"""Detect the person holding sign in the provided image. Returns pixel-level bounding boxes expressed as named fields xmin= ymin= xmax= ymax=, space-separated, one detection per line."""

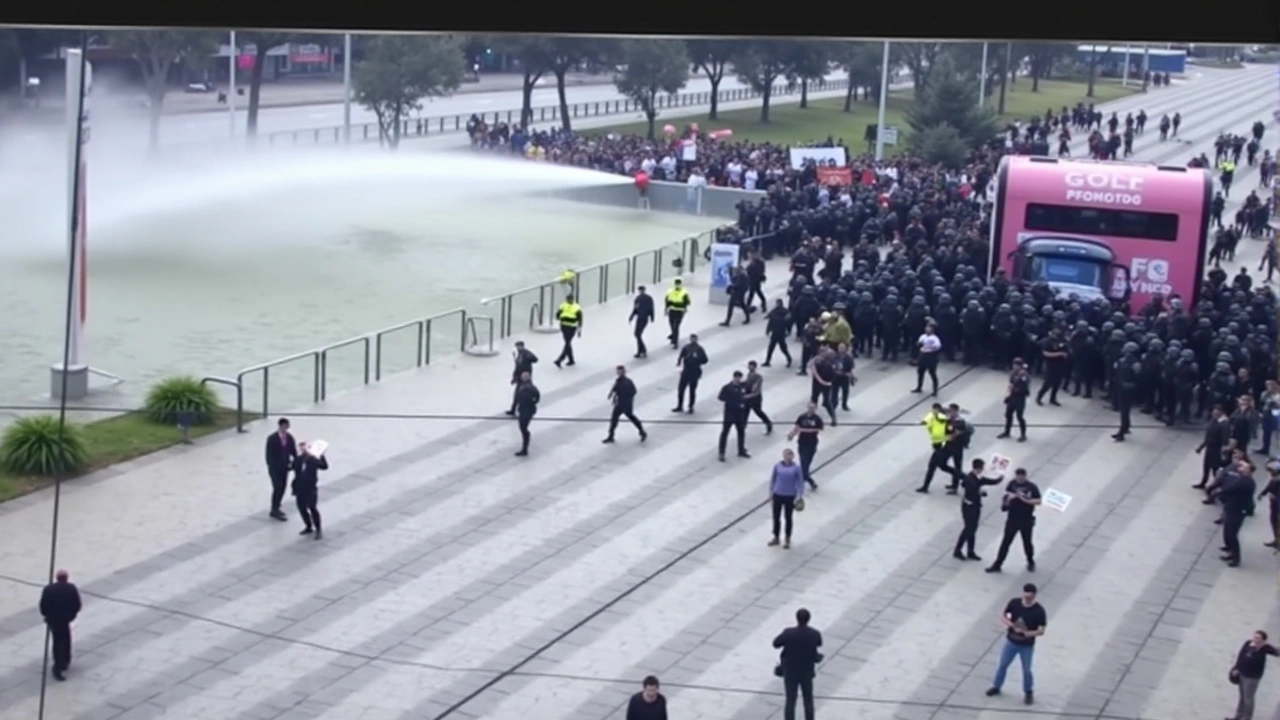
xmin=292 ymin=441 xmax=329 ymax=540
xmin=985 ymin=583 xmax=1047 ymax=706
xmin=986 ymin=468 xmax=1042 ymax=573
xmin=954 ymin=458 xmax=1004 ymax=561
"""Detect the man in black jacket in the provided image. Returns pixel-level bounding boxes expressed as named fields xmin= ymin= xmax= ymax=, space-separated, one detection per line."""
xmin=717 ymin=371 xmax=750 ymax=461
xmin=721 ymin=267 xmax=752 ymax=326
xmin=773 ymin=607 xmax=823 ymax=720
xmin=513 ymin=371 xmax=541 ymax=457
xmin=763 ymin=299 xmax=793 ymax=368
xmin=1195 ymin=405 xmax=1230 ymax=490
xmin=1219 ymin=459 xmax=1257 ymax=567
xmin=505 ymin=341 xmax=538 ymax=415
xmin=629 ymin=286 xmax=656 ymax=358
xmin=604 ymin=365 xmax=647 ymax=443
xmin=292 ymin=443 xmax=329 ymax=540
xmin=264 ymin=418 xmax=297 ymax=521
xmin=40 ymin=569 xmax=82 ymax=681
xmin=745 ymin=250 xmax=767 ymax=310
xmin=674 ymin=335 xmax=708 ymax=413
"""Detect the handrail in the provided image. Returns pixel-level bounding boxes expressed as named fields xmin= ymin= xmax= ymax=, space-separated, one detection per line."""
xmin=200 ymin=376 xmax=246 ymax=433
xmin=318 ymin=335 xmax=371 ymax=401
xmin=464 ymin=315 xmax=499 ymax=356
xmin=173 ymin=79 xmax=851 ymax=153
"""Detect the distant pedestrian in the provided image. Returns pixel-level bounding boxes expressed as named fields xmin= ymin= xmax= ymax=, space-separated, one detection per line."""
xmin=788 ymin=403 xmax=824 ymax=491
xmin=264 ymin=418 xmax=298 ymax=522
xmin=604 ymin=365 xmax=647 ymax=443
xmin=743 ymin=360 xmax=773 ymax=434
xmin=664 ymin=279 xmax=691 ymax=348
xmin=674 ymin=334 xmax=708 ymax=413
xmin=1228 ymin=630 xmax=1278 ymax=720
xmin=985 ymin=468 xmax=1041 ymax=573
xmin=292 ymin=442 xmax=329 ymax=540
xmin=505 ymin=341 xmax=538 ymax=415
xmin=553 ymin=294 xmax=583 ymax=368
xmin=985 ymin=583 xmax=1047 ymax=706
xmin=717 ymin=371 xmax=750 ymax=461
xmin=630 ymin=286 xmax=656 ymax=358
xmin=512 ymin=370 xmax=541 ymax=456
xmin=768 ymin=448 xmax=806 ymax=548
xmin=773 ymin=607 xmax=823 ymax=720
xmin=39 ymin=570 xmax=82 ymax=681
xmin=913 ymin=322 xmax=942 ymax=395
xmin=625 ymin=675 xmax=668 ymax=720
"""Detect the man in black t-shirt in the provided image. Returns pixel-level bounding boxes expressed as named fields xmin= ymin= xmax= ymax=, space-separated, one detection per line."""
xmin=788 ymin=403 xmax=824 ymax=491
xmin=986 ymin=468 xmax=1041 ymax=573
xmin=986 ymin=583 xmax=1047 ymax=705
xmin=809 ymin=347 xmax=838 ymax=425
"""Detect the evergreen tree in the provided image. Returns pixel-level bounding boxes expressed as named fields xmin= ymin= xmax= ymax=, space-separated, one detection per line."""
xmin=905 ymin=55 xmax=999 ymax=150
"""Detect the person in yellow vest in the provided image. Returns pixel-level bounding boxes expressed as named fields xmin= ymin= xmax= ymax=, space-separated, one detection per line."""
xmin=1220 ymin=158 xmax=1236 ymax=197
xmin=918 ymin=402 xmax=959 ymax=493
xmin=558 ymin=269 xmax=576 ymax=298
xmin=664 ymin=278 xmax=692 ymax=349
xmin=819 ymin=309 xmax=852 ymax=350
xmin=554 ymin=294 xmax=583 ymax=368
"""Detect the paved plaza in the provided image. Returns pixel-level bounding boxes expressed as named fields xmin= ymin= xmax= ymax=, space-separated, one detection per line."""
xmin=0 ymin=66 xmax=1278 ymax=720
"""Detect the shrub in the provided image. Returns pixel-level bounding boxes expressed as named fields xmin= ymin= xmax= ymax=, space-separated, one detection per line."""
xmin=0 ymin=416 xmax=88 ymax=476
xmin=144 ymin=376 xmax=219 ymax=426
xmin=912 ymin=123 xmax=970 ymax=169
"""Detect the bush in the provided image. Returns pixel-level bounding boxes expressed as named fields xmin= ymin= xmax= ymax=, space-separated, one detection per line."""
xmin=912 ymin=123 xmax=970 ymax=169
xmin=906 ymin=55 xmax=999 ymax=149
xmin=0 ymin=416 xmax=88 ymax=476
xmin=144 ymin=376 xmax=219 ymax=426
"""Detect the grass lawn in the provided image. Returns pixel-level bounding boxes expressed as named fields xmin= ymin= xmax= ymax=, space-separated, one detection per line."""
xmin=0 ymin=409 xmax=253 ymax=503
xmin=587 ymin=78 xmax=1141 ymax=153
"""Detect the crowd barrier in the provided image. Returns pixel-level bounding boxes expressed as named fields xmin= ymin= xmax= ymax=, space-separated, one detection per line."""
xmin=187 ymin=79 xmax=850 ymax=151
xmin=204 ymin=228 xmax=717 ymax=430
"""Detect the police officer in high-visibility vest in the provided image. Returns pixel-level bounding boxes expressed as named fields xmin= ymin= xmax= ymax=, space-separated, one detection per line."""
xmin=665 ymin=279 xmax=692 ymax=349
xmin=554 ymin=295 xmax=584 ymax=368
xmin=1220 ymin=158 xmax=1237 ymax=197
xmin=918 ymin=403 xmax=959 ymax=493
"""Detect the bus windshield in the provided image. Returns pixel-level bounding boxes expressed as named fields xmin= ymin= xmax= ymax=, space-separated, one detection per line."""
xmin=1030 ymin=255 xmax=1103 ymax=289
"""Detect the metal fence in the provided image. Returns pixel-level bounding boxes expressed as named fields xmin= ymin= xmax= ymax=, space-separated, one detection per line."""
xmin=203 ymin=229 xmax=715 ymax=431
xmin=196 ymin=79 xmax=850 ymax=151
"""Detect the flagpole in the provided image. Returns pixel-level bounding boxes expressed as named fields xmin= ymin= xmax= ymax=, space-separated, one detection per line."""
xmin=51 ymin=46 xmax=90 ymax=400
xmin=228 ymin=31 xmax=237 ymax=139
xmin=875 ymin=40 xmax=890 ymax=161
xmin=343 ymin=33 xmax=352 ymax=143
xmin=978 ymin=42 xmax=989 ymax=108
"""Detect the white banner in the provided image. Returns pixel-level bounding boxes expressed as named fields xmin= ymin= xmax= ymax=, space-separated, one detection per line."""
xmin=789 ymin=147 xmax=847 ymax=170
xmin=707 ymin=242 xmax=740 ymax=306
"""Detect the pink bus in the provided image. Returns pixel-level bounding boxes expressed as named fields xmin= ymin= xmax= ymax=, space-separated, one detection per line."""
xmin=989 ymin=156 xmax=1213 ymax=311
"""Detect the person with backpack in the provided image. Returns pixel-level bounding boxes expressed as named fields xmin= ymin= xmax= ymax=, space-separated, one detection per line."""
xmin=945 ymin=403 xmax=975 ymax=494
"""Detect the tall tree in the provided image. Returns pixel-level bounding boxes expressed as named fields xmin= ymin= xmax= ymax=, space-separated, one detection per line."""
xmin=1084 ymin=44 xmax=1107 ymax=98
xmin=894 ymin=41 xmax=945 ymax=95
xmin=735 ymin=40 xmax=792 ymax=123
xmin=612 ymin=40 xmax=688 ymax=139
xmin=542 ymin=36 xmax=611 ymax=131
xmin=685 ymin=39 xmax=738 ymax=120
xmin=353 ymin=34 xmax=465 ymax=150
xmin=489 ymin=35 xmax=552 ymax=127
xmin=906 ymin=54 xmax=999 ymax=149
xmin=109 ymin=30 xmax=218 ymax=150
xmin=784 ymin=41 xmax=831 ymax=109
xmin=840 ymin=42 xmax=884 ymax=111
xmin=1025 ymin=42 xmax=1067 ymax=91
xmin=234 ymin=31 xmax=314 ymax=139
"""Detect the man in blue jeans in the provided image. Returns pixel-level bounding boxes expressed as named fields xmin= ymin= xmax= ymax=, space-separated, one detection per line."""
xmin=986 ymin=583 xmax=1047 ymax=705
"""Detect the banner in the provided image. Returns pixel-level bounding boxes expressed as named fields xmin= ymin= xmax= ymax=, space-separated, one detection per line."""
xmin=817 ymin=167 xmax=853 ymax=186
xmin=789 ymin=147 xmax=847 ymax=170
xmin=707 ymin=242 xmax=740 ymax=306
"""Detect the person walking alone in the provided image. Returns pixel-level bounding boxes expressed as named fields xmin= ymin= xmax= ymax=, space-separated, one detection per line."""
xmin=997 ymin=358 xmax=1031 ymax=442
xmin=674 ymin=334 xmax=708 ymax=413
xmin=788 ymin=403 xmax=824 ymax=491
xmin=913 ymin=321 xmax=942 ymax=396
xmin=717 ymin=370 xmax=750 ymax=461
xmin=773 ymin=608 xmax=823 ymax=720
xmin=743 ymin=360 xmax=773 ymax=434
xmin=553 ymin=294 xmax=583 ymax=368
xmin=985 ymin=583 xmax=1047 ymax=706
xmin=604 ymin=365 xmax=647 ymax=443
xmin=264 ymin=418 xmax=298 ymax=522
xmin=292 ymin=441 xmax=329 ymax=540
xmin=664 ymin=278 xmax=691 ymax=348
xmin=762 ymin=299 xmax=793 ymax=368
xmin=512 ymin=370 xmax=541 ymax=456
xmin=629 ymin=286 xmax=656 ymax=359
xmin=768 ymin=448 xmax=806 ymax=548
xmin=39 ymin=569 xmax=82 ymax=681
xmin=505 ymin=341 xmax=538 ymax=415
xmin=986 ymin=468 xmax=1042 ymax=573
xmin=1228 ymin=630 xmax=1278 ymax=720
xmin=954 ymin=458 xmax=1003 ymax=561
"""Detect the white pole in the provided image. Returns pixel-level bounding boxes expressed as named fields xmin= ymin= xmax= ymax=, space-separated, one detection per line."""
xmin=875 ymin=40 xmax=890 ymax=161
xmin=228 ymin=30 xmax=237 ymax=139
xmin=1122 ymin=45 xmax=1131 ymax=86
xmin=63 ymin=49 xmax=87 ymax=372
xmin=1142 ymin=44 xmax=1150 ymax=93
xmin=343 ymin=33 xmax=352 ymax=143
xmin=978 ymin=42 xmax=989 ymax=108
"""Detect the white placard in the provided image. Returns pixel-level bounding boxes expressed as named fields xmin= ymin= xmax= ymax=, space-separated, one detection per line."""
xmin=987 ymin=453 xmax=1012 ymax=476
xmin=789 ymin=147 xmax=848 ymax=170
xmin=1043 ymin=488 xmax=1072 ymax=512
xmin=680 ymin=138 xmax=697 ymax=162
xmin=306 ymin=439 xmax=329 ymax=457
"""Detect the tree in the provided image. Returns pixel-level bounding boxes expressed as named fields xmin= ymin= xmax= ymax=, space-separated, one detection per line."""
xmin=488 ymin=35 xmax=552 ymax=127
xmin=1025 ymin=42 xmax=1068 ymax=91
xmin=894 ymin=41 xmax=944 ymax=95
xmin=906 ymin=55 xmax=999 ymax=149
xmin=353 ymin=35 xmax=465 ymax=150
xmin=840 ymin=42 xmax=884 ymax=111
xmin=109 ymin=30 xmax=218 ymax=150
xmin=4 ymin=28 xmax=73 ymax=90
xmin=685 ymin=39 xmax=739 ymax=120
xmin=542 ymin=37 xmax=612 ymax=131
xmin=735 ymin=41 xmax=792 ymax=123
xmin=612 ymin=40 xmax=688 ymax=139
xmin=912 ymin=123 xmax=969 ymax=168
xmin=784 ymin=42 xmax=830 ymax=109
xmin=1084 ymin=44 xmax=1108 ymax=98
xmin=234 ymin=31 xmax=329 ymax=140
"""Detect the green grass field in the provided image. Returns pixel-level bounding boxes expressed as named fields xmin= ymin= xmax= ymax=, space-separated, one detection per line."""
xmin=0 ymin=409 xmax=252 ymax=503
xmin=588 ymin=78 xmax=1141 ymax=152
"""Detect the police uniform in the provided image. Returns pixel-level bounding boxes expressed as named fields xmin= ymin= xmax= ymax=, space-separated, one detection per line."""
xmin=954 ymin=470 xmax=1003 ymax=560
xmin=919 ymin=410 xmax=959 ymax=493
xmin=665 ymin=282 xmax=691 ymax=347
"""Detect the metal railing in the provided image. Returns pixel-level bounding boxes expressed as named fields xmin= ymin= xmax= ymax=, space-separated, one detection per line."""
xmin=187 ymin=79 xmax=850 ymax=152
xmin=215 ymin=228 xmax=716 ymax=428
